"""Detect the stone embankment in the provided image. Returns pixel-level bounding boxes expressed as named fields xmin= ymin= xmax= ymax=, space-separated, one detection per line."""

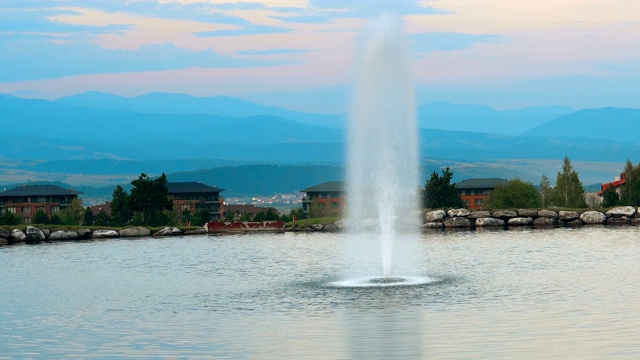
xmin=284 ymin=206 xmax=640 ymax=232
xmin=0 ymin=226 xmax=207 ymax=245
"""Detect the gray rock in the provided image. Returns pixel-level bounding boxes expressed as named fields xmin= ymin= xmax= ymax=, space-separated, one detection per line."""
xmin=443 ymin=217 xmax=473 ymax=228
xmin=324 ymin=224 xmax=338 ymax=232
xmin=77 ymin=229 xmax=92 ymax=239
xmin=92 ymin=229 xmax=120 ymax=238
xmin=423 ymin=222 xmax=444 ymax=229
xmin=0 ymin=238 xmax=8 ymax=246
xmin=334 ymin=219 xmax=347 ymax=229
xmin=403 ymin=211 xmax=425 ymax=226
xmin=579 ymin=211 xmax=606 ymax=224
xmin=492 ymin=210 xmax=517 ymax=219
xmin=41 ymin=228 xmax=50 ymax=237
xmin=631 ymin=218 xmax=640 ymax=226
xmin=48 ymin=230 xmax=78 ymax=241
xmin=518 ymin=209 xmax=538 ymax=217
xmin=475 ymin=217 xmax=505 ymax=227
xmin=565 ymin=219 xmax=583 ymax=227
xmin=558 ymin=211 xmax=579 ymax=221
xmin=11 ymin=229 xmax=26 ymax=243
xmin=0 ymin=228 xmax=11 ymax=239
xmin=606 ymin=217 xmax=629 ymax=225
xmin=184 ymin=228 xmax=207 ymax=235
xmin=26 ymin=226 xmax=46 ymax=242
xmin=153 ymin=227 xmax=182 ymax=236
xmin=311 ymin=224 xmax=324 ymax=231
xmin=538 ymin=210 xmax=558 ymax=219
xmin=606 ymin=206 xmax=636 ymax=218
xmin=533 ymin=217 xmax=556 ymax=226
xmin=447 ymin=208 xmax=471 ymax=218
xmin=425 ymin=210 xmax=446 ymax=222
xmin=508 ymin=217 xmax=533 ymax=226
xmin=467 ymin=211 xmax=491 ymax=219
xmin=119 ymin=227 xmax=151 ymax=237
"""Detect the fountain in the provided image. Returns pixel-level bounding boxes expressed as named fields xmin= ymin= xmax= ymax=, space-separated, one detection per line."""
xmin=344 ymin=14 xmax=423 ymax=285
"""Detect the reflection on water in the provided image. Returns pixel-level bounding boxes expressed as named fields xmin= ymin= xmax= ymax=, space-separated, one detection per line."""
xmin=0 ymin=227 xmax=639 ymax=358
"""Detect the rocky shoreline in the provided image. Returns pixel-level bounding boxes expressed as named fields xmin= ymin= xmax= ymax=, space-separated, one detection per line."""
xmin=2 ymin=206 xmax=639 ymax=245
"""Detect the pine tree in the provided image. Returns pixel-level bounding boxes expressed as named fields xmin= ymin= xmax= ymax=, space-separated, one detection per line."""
xmin=540 ymin=174 xmax=552 ymax=208
xmin=423 ymin=167 xmax=464 ymax=209
xmin=551 ymin=156 xmax=587 ymax=208
xmin=619 ymin=160 xmax=640 ymax=205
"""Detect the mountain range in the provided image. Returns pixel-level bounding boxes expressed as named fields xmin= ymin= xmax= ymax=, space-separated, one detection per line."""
xmin=2 ymin=91 xmax=640 ymax=198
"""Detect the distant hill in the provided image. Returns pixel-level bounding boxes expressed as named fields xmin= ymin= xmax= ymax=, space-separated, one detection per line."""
xmin=418 ymin=102 xmax=573 ymax=136
xmin=521 ymin=107 xmax=640 ymax=141
xmin=56 ymin=91 xmax=345 ymax=128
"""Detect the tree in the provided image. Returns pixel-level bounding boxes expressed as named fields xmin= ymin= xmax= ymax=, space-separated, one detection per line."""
xmin=182 ymin=209 xmax=194 ymax=225
xmin=423 ymin=167 xmax=464 ymax=209
xmin=94 ymin=209 xmax=110 ymax=226
xmin=129 ymin=173 xmax=173 ymax=226
xmin=224 ymin=211 xmax=235 ymax=221
xmin=486 ymin=178 xmax=542 ymax=209
xmin=110 ymin=185 xmax=131 ymax=226
xmin=193 ymin=209 xmax=211 ymax=226
xmin=83 ymin=207 xmax=95 ymax=226
xmin=240 ymin=212 xmax=251 ymax=221
xmin=551 ymin=156 xmax=587 ymax=208
xmin=61 ymin=198 xmax=84 ymax=225
xmin=309 ymin=198 xmax=332 ymax=218
xmin=1 ymin=210 xmax=22 ymax=225
xmin=601 ymin=185 xmax=620 ymax=208
xmin=50 ymin=213 xmax=62 ymax=225
xmin=619 ymin=160 xmax=640 ymax=205
xmin=265 ymin=208 xmax=279 ymax=221
xmin=32 ymin=210 xmax=50 ymax=225
xmin=540 ymin=174 xmax=552 ymax=208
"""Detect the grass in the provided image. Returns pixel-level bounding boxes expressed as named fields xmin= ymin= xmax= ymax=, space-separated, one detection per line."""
xmin=286 ymin=217 xmax=340 ymax=228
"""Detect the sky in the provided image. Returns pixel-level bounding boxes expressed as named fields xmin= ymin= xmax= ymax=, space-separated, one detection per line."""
xmin=1 ymin=0 xmax=639 ymax=113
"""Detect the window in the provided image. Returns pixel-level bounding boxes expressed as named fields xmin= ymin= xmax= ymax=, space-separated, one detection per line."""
xmin=332 ymin=202 xmax=340 ymax=209
xmin=7 ymin=207 xmax=17 ymax=214
xmin=181 ymin=204 xmax=190 ymax=211
xmin=474 ymin=199 xmax=484 ymax=206
xmin=51 ymin=206 xmax=60 ymax=214
xmin=22 ymin=207 xmax=30 ymax=214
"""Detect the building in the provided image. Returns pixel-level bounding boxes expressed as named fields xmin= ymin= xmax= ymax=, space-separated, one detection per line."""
xmin=167 ymin=182 xmax=224 ymax=220
xmin=223 ymin=204 xmax=278 ymax=220
xmin=598 ymin=173 xmax=626 ymax=196
xmin=0 ymin=184 xmax=82 ymax=224
xmin=456 ymin=178 xmax=508 ymax=209
xmin=301 ymin=181 xmax=345 ymax=216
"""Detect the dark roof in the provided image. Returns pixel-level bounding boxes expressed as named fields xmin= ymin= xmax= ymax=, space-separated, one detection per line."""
xmin=456 ymin=178 xmax=509 ymax=190
xmin=167 ymin=182 xmax=224 ymax=194
xmin=301 ymin=181 xmax=345 ymax=193
xmin=0 ymin=185 xmax=82 ymax=197
xmin=89 ymin=201 xmax=111 ymax=216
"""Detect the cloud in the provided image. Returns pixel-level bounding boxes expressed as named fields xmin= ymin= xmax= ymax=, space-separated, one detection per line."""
xmin=0 ymin=37 xmax=293 ymax=82
xmin=0 ymin=8 xmax=132 ymax=35
xmin=237 ymin=48 xmax=309 ymax=55
xmin=410 ymin=32 xmax=504 ymax=53
xmin=195 ymin=24 xmax=292 ymax=37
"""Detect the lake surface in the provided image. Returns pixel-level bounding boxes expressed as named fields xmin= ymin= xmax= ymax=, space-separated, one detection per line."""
xmin=1 ymin=227 xmax=639 ymax=359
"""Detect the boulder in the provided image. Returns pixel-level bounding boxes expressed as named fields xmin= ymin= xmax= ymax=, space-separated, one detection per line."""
xmin=579 ymin=211 xmax=606 ymax=225
xmin=423 ymin=222 xmax=444 ymax=229
xmin=606 ymin=217 xmax=629 ymax=225
xmin=518 ymin=209 xmax=538 ymax=217
xmin=508 ymin=217 xmax=533 ymax=226
xmin=606 ymin=206 xmax=636 ymax=218
xmin=403 ymin=211 xmax=425 ymax=226
xmin=0 ymin=238 xmax=8 ymax=246
xmin=0 ymin=228 xmax=11 ymax=239
xmin=311 ymin=224 xmax=324 ymax=231
xmin=558 ymin=211 xmax=579 ymax=222
xmin=467 ymin=211 xmax=491 ymax=219
xmin=77 ymin=229 xmax=92 ymax=239
xmin=631 ymin=218 xmax=640 ymax=226
xmin=425 ymin=210 xmax=446 ymax=222
xmin=184 ymin=228 xmax=207 ymax=235
xmin=334 ymin=219 xmax=347 ymax=230
xmin=565 ymin=219 xmax=583 ymax=227
xmin=26 ymin=226 xmax=46 ymax=242
xmin=475 ymin=217 xmax=505 ymax=227
xmin=11 ymin=229 xmax=26 ymax=243
xmin=538 ymin=210 xmax=558 ymax=219
xmin=153 ymin=227 xmax=182 ymax=236
xmin=447 ymin=208 xmax=471 ymax=218
xmin=41 ymin=228 xmax=50 ymax=237
xmin=491 ymin=210 xmax=517 ymax=219
xmin=48 ymin=230 xmax=78 ymax=241
xmin=92 ymin=229 xmax=120 ymax=238
xmin=324 ymin=224 xmax=338 ymax=232
xmin=443 ymin=217 xmax=473 ymax=228
xmin=119 ymin=227 xmax=151 ymax=237
xmin=533 ymin=217 xmax=556 ymax=226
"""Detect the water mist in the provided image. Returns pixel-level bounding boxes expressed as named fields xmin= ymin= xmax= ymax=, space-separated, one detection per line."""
xmin=344 ymin=14 xmax=422 ymax=283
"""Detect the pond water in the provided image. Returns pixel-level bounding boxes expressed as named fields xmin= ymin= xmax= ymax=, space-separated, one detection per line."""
xmin=1 ymin=227 xmax=639 ymax=359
